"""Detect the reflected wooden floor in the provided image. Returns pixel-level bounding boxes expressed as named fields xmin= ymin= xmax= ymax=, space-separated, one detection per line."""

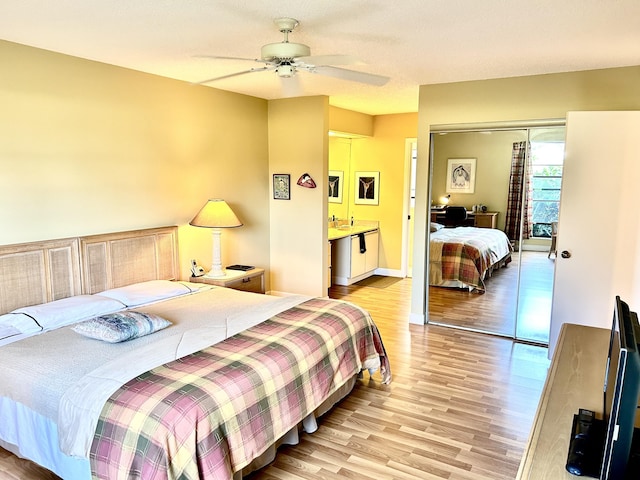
xmin=428 ymin=251 xmax=554 ymax=343
xmin=1 ymin=278 xmax=550 ymax=480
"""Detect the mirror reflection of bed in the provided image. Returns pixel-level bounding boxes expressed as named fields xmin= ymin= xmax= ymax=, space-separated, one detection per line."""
xmin=428 ymin=126 xmax=565 ymax=344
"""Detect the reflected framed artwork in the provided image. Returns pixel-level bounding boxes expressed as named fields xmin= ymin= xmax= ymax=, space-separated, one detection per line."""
xmin=328 ymin=170 xmax=343 ymax=203
xmin=446 ymin=158 xmax=476 ymax=194
xmin=273 ymin=174 xmax=290 ymax=200
xmin=354 ymin=171 xmax=379 ymax=205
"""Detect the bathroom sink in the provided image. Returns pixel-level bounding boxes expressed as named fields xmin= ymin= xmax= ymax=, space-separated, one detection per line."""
xmin=337 ymin=225 xmax=351 ymax=230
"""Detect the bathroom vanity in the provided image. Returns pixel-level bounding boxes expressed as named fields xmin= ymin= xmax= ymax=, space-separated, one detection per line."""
xmin=328 ymin=222 xmax=379 ymax=286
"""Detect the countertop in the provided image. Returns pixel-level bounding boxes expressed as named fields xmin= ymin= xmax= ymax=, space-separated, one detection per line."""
xmin=328 ymin=224 xmax=378 ymax=241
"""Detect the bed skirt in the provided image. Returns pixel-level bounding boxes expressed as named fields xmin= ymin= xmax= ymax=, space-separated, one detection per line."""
xmin=236 ymin=375 xmax=357 ymax=478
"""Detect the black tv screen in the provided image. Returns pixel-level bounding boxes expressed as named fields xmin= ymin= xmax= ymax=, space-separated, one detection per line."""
xmin=600 ymin=296 xmax=640 ymax=480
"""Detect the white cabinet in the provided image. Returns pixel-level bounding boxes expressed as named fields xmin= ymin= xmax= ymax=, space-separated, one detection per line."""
xmin=333 ymin=230 xmax=379 ymax=286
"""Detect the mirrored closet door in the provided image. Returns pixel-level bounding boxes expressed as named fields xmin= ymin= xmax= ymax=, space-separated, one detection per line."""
xmin=427 ymin=125 xmax=565 ymax=344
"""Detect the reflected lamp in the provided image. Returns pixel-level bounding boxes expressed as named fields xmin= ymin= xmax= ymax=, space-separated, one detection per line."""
xmin=189 ymin=199 xmax=242 ymax=278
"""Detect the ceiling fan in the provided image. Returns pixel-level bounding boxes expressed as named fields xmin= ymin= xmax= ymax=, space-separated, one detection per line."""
xmin=195 ymin=17 xmax=390 ymax=87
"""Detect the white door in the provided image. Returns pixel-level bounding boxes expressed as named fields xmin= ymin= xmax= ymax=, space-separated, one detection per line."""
xmin=549 ymin=111 xmax=640 ymax=355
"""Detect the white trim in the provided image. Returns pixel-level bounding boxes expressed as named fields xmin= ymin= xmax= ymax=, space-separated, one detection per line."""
xmin=431 ymin=118 xmax=566 ymax=133
xmin=374 ymin=267 xmax=403 ymax=278
xmin=402 ymin=138 xmax=417 ymax=278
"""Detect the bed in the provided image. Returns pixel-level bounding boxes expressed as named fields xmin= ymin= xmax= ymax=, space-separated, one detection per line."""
xmin=0 ymin=226 xmax=390 ymax=479
xmin=429 ymin=225 xmax=512 ymax=292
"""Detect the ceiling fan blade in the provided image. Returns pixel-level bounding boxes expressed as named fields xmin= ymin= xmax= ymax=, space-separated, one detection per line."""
xmin=193 ymin=66 xmax=274 ymax=85
xmin=295 ymin=54 xmax=363 ymax=66
xmin=195 ymin=55 xmax=269 ymax=65
xmin=310 ymin=66 xmax=390 ymax=86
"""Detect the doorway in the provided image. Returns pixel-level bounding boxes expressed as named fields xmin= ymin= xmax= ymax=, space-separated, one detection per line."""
xmin=427 ymin=125 xmax=565 ymax=345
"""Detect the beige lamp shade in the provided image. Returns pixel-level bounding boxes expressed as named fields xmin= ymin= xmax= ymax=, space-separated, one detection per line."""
xmin=189 ymin=199 xmax=242 ymax=277
xmin=189 ymin=199 xmax=242 ymax=228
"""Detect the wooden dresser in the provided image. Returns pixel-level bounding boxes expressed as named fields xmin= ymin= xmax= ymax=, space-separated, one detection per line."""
xmin=430 ymin=210 xmax=498 ymax=228
xmin=517 ymin=323 xmax=610 ymax=479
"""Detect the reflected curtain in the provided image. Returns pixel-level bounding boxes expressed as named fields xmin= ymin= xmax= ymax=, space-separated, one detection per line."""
xmin=504 ymin=142 xmax=533 ymax=246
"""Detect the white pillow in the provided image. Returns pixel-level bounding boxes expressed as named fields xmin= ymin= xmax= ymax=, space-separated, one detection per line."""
xmin=13 ymin=295 xmax=125 ymax=331
xmin=430 ymin=222 xmax=444 ymax=232
xmin=98 ymin=280 xmax=192 ymax=307
xmin=0 ymin=312 xmax=42 ymax=336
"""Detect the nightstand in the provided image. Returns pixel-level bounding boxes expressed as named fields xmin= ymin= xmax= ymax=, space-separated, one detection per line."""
xmin=190 ymin=267 xmax=265 ymax=294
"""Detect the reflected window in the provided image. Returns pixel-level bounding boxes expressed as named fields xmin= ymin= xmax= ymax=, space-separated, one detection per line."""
xmin=530 ymin=141 xmax=564 ymax=237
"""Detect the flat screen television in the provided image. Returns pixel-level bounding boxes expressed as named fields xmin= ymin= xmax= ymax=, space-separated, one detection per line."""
xmin=600 ymin=296 xmax=640 ymax=479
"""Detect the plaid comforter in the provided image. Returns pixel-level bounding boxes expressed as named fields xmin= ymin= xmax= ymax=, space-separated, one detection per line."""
xmin=430 ymin=227 xmax=512 ymax=292
xmin=90 ymin=298 xmax=390 ymax=480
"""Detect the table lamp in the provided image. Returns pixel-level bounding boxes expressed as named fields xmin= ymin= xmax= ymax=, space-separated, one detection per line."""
xmin=189 ymin=199 xmax=242 ymax=277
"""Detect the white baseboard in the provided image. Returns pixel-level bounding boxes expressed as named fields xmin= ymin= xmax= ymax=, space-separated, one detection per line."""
xmin=374 ymin=267 xmax=404 ymax=278
xmin=409 ymin=312 xmax=425 ymax=325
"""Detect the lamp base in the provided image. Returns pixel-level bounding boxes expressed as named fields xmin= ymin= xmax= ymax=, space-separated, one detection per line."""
xmin=204 ymin=267 xmax=226 ymax=278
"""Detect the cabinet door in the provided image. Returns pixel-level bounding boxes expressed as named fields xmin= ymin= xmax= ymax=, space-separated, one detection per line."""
xmin=327 ymin=242 xmax=332 ymax=288
xmin=350 ymin=236 xmax=367 ymax=277
xmin=474 ymin=213 xmax=497 ymax=228
xmin=365 ymin=231 xmax=379 ymax=272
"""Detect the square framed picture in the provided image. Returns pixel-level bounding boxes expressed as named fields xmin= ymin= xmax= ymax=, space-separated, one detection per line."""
xmin=273 ymin=174 xmax=290 ymax=200
xmin=354 ymin=171 xmax=379 ymax=205
xmin=328 ymin=170 xmax=343 ymax=203
xmin=446 ymin=158 xmax=476 ymax=194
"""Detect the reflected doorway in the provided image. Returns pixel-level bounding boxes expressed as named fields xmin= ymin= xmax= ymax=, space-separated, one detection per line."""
xmin=427 ymin=125 xmax=565 ymax=345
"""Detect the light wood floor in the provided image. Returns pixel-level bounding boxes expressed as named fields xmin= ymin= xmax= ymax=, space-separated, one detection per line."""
xmin=0 ymin=278 xmax=550 ymax=480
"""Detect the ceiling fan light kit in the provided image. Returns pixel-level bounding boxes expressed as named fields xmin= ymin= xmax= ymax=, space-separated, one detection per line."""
xmin=195 ymin=17 xmax=389 ymax=87
xmin=261 ymin=42 xmax=310 ymax=62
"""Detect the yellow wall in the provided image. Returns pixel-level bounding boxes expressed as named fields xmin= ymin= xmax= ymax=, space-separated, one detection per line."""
xmin=411 ymin=66 xmax=640 ymax=323
xmin=0 ymin=40 xmax=270 ymax=283
xmin=328 ymin=137 xmax=351 ymax=221
xmin=268 ymin=96 xmax=329 ymax=297
xmin=329 ymin=106 xmax=373 ymax=137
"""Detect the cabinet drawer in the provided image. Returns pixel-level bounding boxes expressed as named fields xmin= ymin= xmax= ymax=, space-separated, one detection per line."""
xmin=226 ymin=274 xmax=264 ymax=293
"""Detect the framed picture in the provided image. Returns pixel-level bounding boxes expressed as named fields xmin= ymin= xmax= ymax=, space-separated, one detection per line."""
xmin=273 ymin=174 xmax=290 ymax=200
xmin=354 ymin=171 xmax=380 ymax=205
xmin=328 ymin=170 xmax=343 ymax=203
xmin=446 ymin=158 xmax=476 ymax=194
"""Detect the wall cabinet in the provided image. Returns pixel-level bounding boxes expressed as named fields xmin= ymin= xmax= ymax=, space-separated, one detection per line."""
xmin=332 ymin=230 xmax=379 ymax=286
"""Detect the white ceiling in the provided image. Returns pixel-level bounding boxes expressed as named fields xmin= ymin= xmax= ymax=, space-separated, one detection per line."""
xmin=2 ymin=0 xmax=639 ymax=115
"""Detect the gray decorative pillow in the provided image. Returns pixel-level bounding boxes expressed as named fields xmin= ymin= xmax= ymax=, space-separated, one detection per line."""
xmin=71 ymin=311 xmax=171 ymax=343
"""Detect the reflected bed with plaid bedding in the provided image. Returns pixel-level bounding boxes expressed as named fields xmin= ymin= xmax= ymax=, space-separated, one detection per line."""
xmin=429 ymin=226 xmax=512 ymax=292
xmin=90 ymin=298 xmax=390 ymax=480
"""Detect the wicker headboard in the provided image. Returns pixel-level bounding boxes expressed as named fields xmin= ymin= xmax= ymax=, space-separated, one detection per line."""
xmin=0 ymin=226 xmax=179 ymax=314
xmin=0 ymin=237 xmax=82 ymax=315
xmin=80 ymin=226 xmax=179 ymax=294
